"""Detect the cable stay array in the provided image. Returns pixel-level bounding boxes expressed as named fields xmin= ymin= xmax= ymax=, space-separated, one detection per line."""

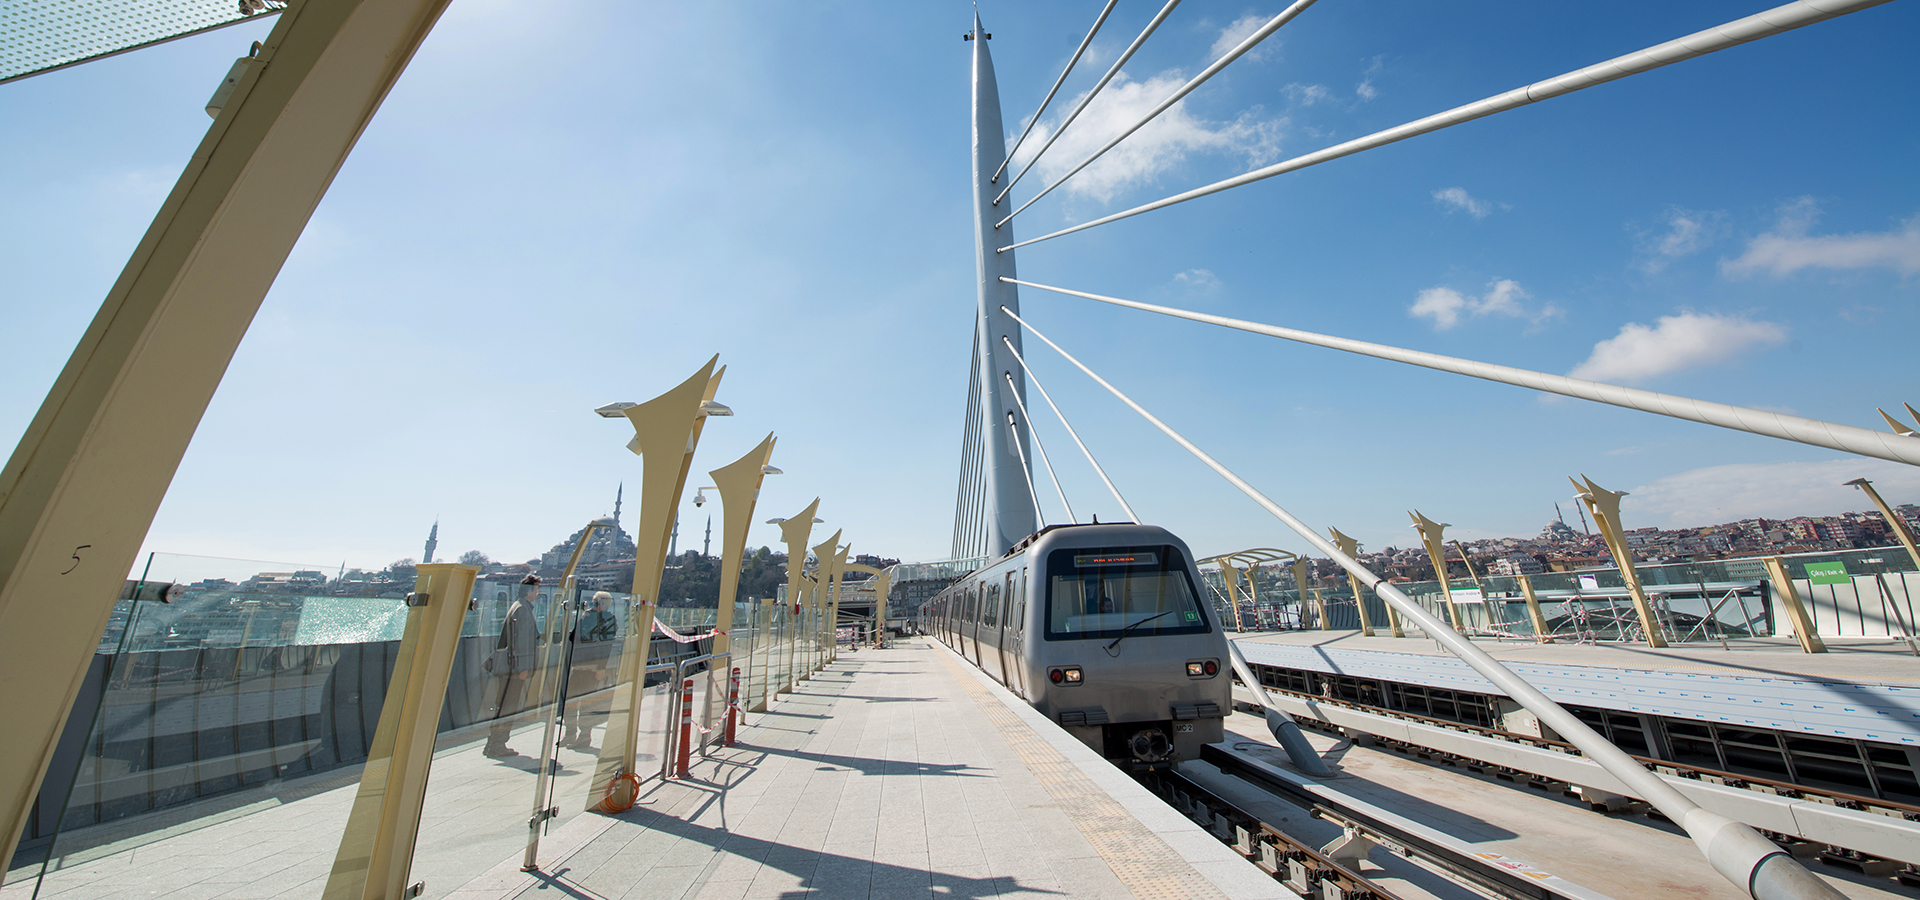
xmin=993 ymin=0 xmax=1894 ymax=252
xmin=1001 ymin=336 xmax=1137 ymax=522
xmin=992 ymin=0 xmax=1182 ymax=207
xmin=1005 ymin=371 xmax=1076 ymax=522
xmin=991 ymin=0 xmax=1118 ymax=187
xmin=994 ymin=0 xmax=1318 ymax=230
xmin=1004 ymin=277 xmax=1920 ymax=467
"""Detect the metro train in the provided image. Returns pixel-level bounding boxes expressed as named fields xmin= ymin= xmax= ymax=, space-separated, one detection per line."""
xmin=921 ymin=523 xmax=1229 ymax=767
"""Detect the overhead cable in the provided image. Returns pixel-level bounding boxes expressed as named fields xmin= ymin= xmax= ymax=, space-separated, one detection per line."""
xmin=1005 ymin=412 xmax=1049 ymax=528
xmin=999 ymin=304 xmax=1845 ymax=900
xmin=998 ymin=0 xmax=1893 ymax=251
xmin=993 ymin=0 xmax=1182 ymax=208
xmin=992 ymin=0 xmax=1120 ymax=186
xmin=1006 ymin=277 xmax=1920 ymax=467
xmin=996 ymin=0 xmax=1318 ymax=228
xmin=1001 ymin=336 xmax=1138 ymax=522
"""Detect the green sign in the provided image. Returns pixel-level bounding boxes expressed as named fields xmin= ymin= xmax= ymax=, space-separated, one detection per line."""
xmin=1804 ymin=561 xmax=1851 ymax=585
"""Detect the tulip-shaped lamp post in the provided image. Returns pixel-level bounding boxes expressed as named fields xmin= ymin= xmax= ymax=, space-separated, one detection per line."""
xmin=809 ymin=531 xmax=843 ymax=675
xmin=590 ymin=357 xmax=728 ymax=812
xmin=1410 ymin=511 xmax=1461 ymax=632
xmin=772 ymin=500 xmax=820 ymax=695
xmin=1571 ymin=476 xmax=1666 ymax=649
xmin=1329 ymin=527 xmax=1376 ymax=637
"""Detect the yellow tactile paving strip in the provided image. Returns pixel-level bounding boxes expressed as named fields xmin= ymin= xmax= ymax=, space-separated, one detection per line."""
xmin=932 ymin=649 xmax=1232 ymax=900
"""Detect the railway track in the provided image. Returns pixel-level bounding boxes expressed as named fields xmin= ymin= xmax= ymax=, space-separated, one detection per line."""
xmin=1140 ymin=752 xmax=1615 ymax=900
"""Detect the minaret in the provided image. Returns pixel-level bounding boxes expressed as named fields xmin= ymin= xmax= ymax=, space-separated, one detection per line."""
xmin=704 ymin=515 xmax=713 ymax=558
xmin=422 ymin=520 xmax=438 ymax=564
xmin=612 ymin=482 xmax=623 ymax=531
xmin=669 ymin=515 xmax=679 ymax=559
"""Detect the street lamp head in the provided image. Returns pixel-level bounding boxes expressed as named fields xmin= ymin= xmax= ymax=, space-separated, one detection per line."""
xmin=594 ymin=402 xmax=636 ymax=418
xmin=762 ymin=465 xmax=783 ymax=475
xmin=765 ymin=517 xmax=786 ymax=525
xmin=1845 ymin=478 xmax=1872 ymax=488
xmin=699 ymin=400 xmax=733 ymax=417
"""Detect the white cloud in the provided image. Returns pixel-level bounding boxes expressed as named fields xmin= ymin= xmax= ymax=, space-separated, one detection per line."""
xmin=1432 ymin=187 xmax=1492 ymax=219
xmin=1355 ymin=79 xmax=1377 ymax=100
xmin=1634 ymin=207 xmax=1724 ymax=273
xmin=1015 ymin=72 xmax=1284 ymax=204
xmin=1173 ymin=268 xmax=1220 ymax=289
xmin=1284 ymin=83 xmax=1332 ymax=106
xmin=1409 ymin=278 xmax=1555 ymax=331
xmin=1722 ymin=198 xmax=1920 ymax=278
xmin=1566 ymin=312 xmax=1785 ymax=384
xmin=1624 ymin=459 xmax=1920 ymax=529
xmin=1210 ymin=14 xmax=1276 ymax=62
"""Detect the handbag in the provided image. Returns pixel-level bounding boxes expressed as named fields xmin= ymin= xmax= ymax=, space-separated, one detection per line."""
xmin=483 ymin=626 xmax=510 ymax=674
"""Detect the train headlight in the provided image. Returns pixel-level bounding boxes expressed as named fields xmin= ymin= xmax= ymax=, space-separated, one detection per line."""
xmin=1049 ymin=666 xmax=1082 ymax=685
xmin=1187 ymin=659 xmax=1219 ymax=678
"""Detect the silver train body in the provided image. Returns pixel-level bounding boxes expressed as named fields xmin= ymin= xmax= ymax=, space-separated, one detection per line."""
xmin=921 ymin=524 xmax=1229 ymax=766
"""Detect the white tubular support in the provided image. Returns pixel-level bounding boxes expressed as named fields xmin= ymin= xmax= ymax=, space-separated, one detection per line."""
xmin=992 ymin=0 xmax=1182 ymax=207
xmin=996 ymin=0 xmax=1318 ymax=228
xmin=998 ymin=0 xmax=1895 ymax=252
xmin=1001 ymin=305 xmax=1844 ymax=900
xmin=1005 ymin=371 xmax=1076 ymax=522
xmin=1001 ymin=336 xmax=1138 ymax=522
xmin=992 ymin=0 xmax=1119 ymax=185
xmin=1007 ymin=278 xmax=1920 ymax=467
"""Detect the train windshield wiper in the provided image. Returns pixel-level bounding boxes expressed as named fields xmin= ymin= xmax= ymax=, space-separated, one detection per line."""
xmin=1105 ymin=610 xmax=1172 ymax=652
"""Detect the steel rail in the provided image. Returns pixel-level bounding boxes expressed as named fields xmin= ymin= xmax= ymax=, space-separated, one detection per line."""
xmin=1001 ymin=305 xmax=1844 ymax=900
xmin=1007 ymin=277 xmax=1920 ymax=467
xmin=991 ymin=0 xmax=1120 ymax=186
xmin=1001 ymin=336 xmax=1138 ymax=522
xmin=995 ymin=0 xmax=1318 ymax=229
xmin=1182 ymin=752 xmax=1602 ymax=900
xmin=998 ymin=0 xmax=1895 ymax=251
xmin=1005 ymin=371 xmax=1077 ymax=522
xmin=1142 ymin=768 xmax=1412 ymax=900
xmin=992 ymin=0 xmax=1182 ymax=208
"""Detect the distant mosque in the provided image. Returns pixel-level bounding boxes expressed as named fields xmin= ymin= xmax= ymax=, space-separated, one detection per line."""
xmin=535 ymin=483 xmax=638 ymax=575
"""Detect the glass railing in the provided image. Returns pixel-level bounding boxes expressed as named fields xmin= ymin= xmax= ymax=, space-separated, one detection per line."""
xmin=6 ymin=553 xmax=785 ymax=900
xmin=1204 ymin=545 xmax=1920 ymax=643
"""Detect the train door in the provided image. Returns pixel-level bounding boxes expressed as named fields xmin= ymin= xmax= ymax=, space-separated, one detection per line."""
xmin=1006 ymin=569 xmax=1028 ymax=698
xmin=1006 ymin=571 xmax=1021 ymax=683
xmin=965 ymin=587 xmax=980 ymax=665
xmin=981 ymin=582 xmax=1003 ymax=683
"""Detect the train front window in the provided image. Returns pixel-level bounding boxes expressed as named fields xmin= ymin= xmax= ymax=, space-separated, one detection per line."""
xmin=1043 ymin=546 xmax=1209 ymax=641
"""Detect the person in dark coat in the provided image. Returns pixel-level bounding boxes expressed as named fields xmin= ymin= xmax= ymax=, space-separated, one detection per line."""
xmin=483 ymin=575 xmax=540 ymax=758
xmin=563 ymin=591 xmax=619 ymax=750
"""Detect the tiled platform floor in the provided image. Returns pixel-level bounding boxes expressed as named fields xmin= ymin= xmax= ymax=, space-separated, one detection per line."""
xmin=450 ymin=637 xmax=1282 ymax=900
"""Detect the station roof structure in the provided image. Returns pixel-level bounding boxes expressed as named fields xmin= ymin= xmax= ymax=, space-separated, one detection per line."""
xmin=1 ymin=0 xmax=282 ymax=84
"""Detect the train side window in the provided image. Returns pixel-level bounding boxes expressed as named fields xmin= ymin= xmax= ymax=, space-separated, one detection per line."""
xmin=984 ymin=584 xmax=999 ymax=627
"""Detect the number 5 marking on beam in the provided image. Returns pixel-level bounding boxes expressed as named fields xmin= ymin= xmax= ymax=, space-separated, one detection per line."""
xmin=62 ymin=545 xmax=91 ymax=575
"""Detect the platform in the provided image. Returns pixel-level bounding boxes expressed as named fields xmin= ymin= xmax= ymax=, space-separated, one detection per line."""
xmin=444 ymin=637 xmax=1283 ymax=900
xmin=1234 ymin=630 xmax=1920 ymax=746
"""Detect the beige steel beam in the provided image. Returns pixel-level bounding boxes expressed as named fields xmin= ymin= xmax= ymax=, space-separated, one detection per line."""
xmin=1410 ymin=511 xmax=1461 ymax=630
xmin=592 ymin=359 xmax=725 ymax=811
xmin=708 ymin=434 xmax=778 ymax=662
xmin=1762 ymin=557 xmax=1827 ymax=654
xmin=322 ymin=563 xmax=479 ymax=900
xmin=1572 ymin=476 xmax=1666 ymax=649
xmin=842 ymin=562 xmax=891 ymax=641
xmin=0 ymin=0 xmax=452 ymax=866
xmin=1288 ymin=559 xmax=1310 ymax=629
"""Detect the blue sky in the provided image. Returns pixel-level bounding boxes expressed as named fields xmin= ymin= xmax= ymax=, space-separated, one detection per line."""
xmin=3 ymin=0 xmax=1917 ymax=574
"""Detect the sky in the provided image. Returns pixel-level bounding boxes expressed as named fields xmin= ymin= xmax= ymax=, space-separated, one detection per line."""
xmin=2 ymin=0 xmax=1917 ymax=576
